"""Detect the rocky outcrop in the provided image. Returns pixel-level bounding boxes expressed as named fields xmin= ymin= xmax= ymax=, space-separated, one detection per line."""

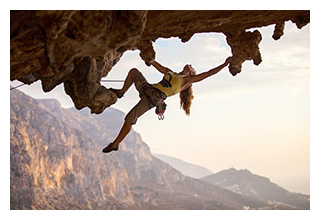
xmin=10 ymin=10 xmax=309 ymax=113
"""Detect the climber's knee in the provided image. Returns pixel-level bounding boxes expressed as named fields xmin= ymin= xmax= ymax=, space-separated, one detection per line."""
xmin=129 ymin=68 xmax=147 ymax=86
xmin=129 ymin=68 xmax=140 ymax=76
xmin=126 ymin=68 xmax=140 ymax=82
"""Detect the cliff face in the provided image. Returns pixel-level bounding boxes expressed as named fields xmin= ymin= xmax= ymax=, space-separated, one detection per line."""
xmin=11 ymin=89 xmax=189 ymax=209
xmin=11 ymin=89 xmax=282 ymax=210
xmin=10 ymin=10 xmax=310 ymax=114
xmin=11 ymin=90 xmax=133 ymax=209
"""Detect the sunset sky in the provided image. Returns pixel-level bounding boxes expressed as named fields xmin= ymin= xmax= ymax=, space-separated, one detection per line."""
xmin=95 ymin=22 xmax=311 ymax=195
xmin=10 ymin=21 xmax=311 ymax=195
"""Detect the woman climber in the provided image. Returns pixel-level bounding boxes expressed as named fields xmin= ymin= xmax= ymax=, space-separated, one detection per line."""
xmin=102 ymin=56 xmax=232 ymax=153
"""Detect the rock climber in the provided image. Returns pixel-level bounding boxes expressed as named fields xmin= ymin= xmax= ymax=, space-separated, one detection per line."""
xmin=102 ymin=56 xmax=232 ymax=153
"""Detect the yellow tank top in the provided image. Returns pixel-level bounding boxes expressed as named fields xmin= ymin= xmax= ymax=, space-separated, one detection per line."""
xmin=152 ymin=72 xmax=184 ymax=97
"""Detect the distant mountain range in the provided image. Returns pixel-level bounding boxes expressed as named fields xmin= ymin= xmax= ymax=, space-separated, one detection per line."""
xmin=152 ymin=155 xmax=310 ymax=210
xmin=10 ymin=89 xmax=309 ymax=210
xmin=153 ymin=154 xmax=213 ymax=179
xmin=201 ymin=168 xmax=309 ymax=209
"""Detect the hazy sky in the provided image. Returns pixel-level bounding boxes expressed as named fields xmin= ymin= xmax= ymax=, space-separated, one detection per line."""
xmin=10 ymin=20 xmax=310 ymax=194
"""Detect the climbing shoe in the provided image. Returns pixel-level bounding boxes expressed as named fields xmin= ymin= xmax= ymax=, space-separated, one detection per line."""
xmin=110 ymin=88 xmax=124 ymax=99
xmin=102 ymin=143 xmax=119 ymax=153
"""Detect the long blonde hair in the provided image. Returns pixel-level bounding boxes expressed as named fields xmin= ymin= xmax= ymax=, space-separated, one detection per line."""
xmin=179 ymin=85 xmax=194 ymax=116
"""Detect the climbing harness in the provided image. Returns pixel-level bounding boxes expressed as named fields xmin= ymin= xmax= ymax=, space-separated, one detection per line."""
xmin=139 ymin=83 xmax=167 ymax=120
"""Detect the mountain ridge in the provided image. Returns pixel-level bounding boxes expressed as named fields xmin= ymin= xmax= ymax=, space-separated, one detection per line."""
xmin=201 ymin=168 xmax=309 ymax=209
xmin=10 ymin=89 xmax=309 ymax=209
xmin=153 ymin=154 xmax=213 ymax=179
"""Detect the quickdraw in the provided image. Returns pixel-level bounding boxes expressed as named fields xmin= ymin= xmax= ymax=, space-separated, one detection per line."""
xmin=158 ymin=113 xmax=165 ymax=120
xmin=156 ymin=98 xmax=167 ymax=120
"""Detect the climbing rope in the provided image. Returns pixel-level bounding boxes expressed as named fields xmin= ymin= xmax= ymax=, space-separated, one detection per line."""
xmin=10 ymin=83 xmax=26 ymax=90
xmin=10 ymin=79 xmax=124 ymax=91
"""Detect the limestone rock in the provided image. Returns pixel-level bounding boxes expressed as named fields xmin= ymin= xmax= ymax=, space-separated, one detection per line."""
xmin=225 ymin=30 xmax=262 ymax=75
xmin=10 ymin=10 xmax=309 ymax=113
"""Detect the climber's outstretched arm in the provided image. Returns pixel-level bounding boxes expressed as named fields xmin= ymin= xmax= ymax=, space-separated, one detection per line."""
xmin=151 ymin=60 xmax=172 ymax=74
xmin=188 ymin=57 xmax=231 ymax=83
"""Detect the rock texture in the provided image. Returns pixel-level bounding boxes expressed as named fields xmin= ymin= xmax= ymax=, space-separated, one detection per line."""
xmin=10 ymin=89 xmax=284 ymax=210
xmin=10 ymin=10 xmax=310 ymax=113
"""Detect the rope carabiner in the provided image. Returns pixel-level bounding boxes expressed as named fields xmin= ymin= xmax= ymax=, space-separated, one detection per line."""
xmin=158 ymin=113 xmax=164 ymax=120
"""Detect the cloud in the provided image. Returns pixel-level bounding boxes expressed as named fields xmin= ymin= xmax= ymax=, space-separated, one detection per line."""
xmin=194 ymin=22 xmax=310 ymax=100
xmin=154 ymin=33 xmax=231 ymax=72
